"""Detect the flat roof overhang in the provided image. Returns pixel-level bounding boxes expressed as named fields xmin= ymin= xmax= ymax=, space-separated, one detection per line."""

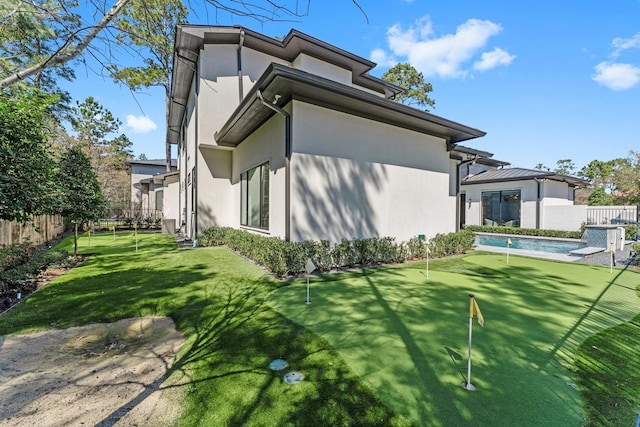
xmin=167 ymin=25 xmax=405 ymax=145
xmin=462 ymin=173 xmax=588 ymax=188
xmin=215 ymin=63 xmax=485 ymax=146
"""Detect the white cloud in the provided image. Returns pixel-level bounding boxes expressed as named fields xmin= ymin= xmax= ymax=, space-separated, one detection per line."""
xmin=374 ymin=16 xmax=513 ymax=79
xmin=126 ymin=115 xmax=157 ymax=133
xmin=473 ymin=47 xmax=516 ymax=71
xmin=592 ymin=61 xmax=640 ymax=90
xmin=370 ymin=48 xmax=397 ymax=67
xmin=611 ymin=32 xmax=640 ymax=58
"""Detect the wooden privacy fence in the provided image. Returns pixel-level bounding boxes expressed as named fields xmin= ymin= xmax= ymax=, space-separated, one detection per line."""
xmin=0 ymin=214 xmax=65 ymax=246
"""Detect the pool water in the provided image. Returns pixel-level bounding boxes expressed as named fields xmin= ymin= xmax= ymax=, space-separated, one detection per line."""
xmin=475 ymin=235 xmax=586 ymax=254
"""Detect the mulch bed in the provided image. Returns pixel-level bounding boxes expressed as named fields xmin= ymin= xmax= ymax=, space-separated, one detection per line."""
xmin=1 ymin=255 xmax=90 ymax=315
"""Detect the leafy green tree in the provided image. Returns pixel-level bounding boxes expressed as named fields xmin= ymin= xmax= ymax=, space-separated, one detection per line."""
xmin=382 ymin=63 xmax=436 ymax=111
xmin=108 ymin=0 xmax=187 ymax=172
xmin=587 ymin=188 xmax=613 ymax=206
xmin=0 ymin=89 xmax=56 ymax=222
xmin=578 ymin=160 xmax=615 ymax=192
xmin=69 ymin=97 xmax=133 ymax=209
xmin=554 ymin=159 xmax=576 ymax=175
xmin=534 ymin=163 xmax=549 ymax=171
xmin=55 ymin=147 xmax=106 ymax=254
xmin=610 ymin=151 xmax=640 ymax=205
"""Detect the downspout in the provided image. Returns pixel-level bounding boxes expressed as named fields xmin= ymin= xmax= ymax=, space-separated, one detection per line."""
xmin=534 ymin=178 xmax=541 ymax=229
xmin=237 ymin=30 xmax=245 ymax=103
xmin=257 ymin=90 xmax=291 ymax=241
xmin=456 ymin=155 xmax=477 ymax=231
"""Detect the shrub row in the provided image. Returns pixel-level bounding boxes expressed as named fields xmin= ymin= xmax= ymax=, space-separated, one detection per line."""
xmin=1 ymin=242 xmax=70 ymax=293
xmin=464 ymin=225 xmax=583 ymax=239
xmin=197 ymin=227 xmax=476 ymax=278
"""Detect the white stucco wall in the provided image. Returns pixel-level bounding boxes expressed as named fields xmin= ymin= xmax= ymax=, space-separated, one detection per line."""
xmin=162 ymin=174 xmax=180 ymax=222
xmin=197 ymin=45 xmax=291 ymax=148
xmin=292 ymin=53 xmax=351 ymax=85
xmin=539 ymin=179 xmax=575 ymax=206
xmin=231 ymin=111 xmax=288 ymax=238
xmin=542 ymin=205 xmax=586 ymax=231
xmin=290 ymin=101 xmax=454 ymax=243
xmin=197 ymin=148 xmax=235 ymax=230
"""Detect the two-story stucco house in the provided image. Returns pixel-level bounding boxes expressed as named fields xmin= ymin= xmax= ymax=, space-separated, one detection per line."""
xmin=167 ymin=25 xmax=489 ymax=243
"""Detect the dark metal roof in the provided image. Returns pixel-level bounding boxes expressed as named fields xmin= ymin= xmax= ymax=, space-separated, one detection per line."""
xmin=461 ymin=167 xmax=588 ymax=187
xmin=168 ymin=25 xmax=406 ymax=145
xmin=214 ymin=63 xmax=486 ymax=146
xmin=448 ymin=144 xmax=510 ymax=167
xmin=126 ymin=159 xmax=177 ymax=167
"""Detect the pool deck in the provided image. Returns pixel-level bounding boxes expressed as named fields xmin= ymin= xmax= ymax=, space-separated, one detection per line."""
xmin=474 ymin=244 xmax=585 ymax=262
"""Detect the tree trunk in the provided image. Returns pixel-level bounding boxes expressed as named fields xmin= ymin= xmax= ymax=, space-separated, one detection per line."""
xmin=74 ymin=223 xmax=78 ymax=255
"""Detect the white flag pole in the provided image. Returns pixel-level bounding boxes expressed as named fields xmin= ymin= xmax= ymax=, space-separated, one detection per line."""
xmin=305 ymin=258 xmax=316 ymax=305
xmin=465 ymin=314 xmax=475 ymax=391
xmin=610 ymin=243 xmax=614 ymax=274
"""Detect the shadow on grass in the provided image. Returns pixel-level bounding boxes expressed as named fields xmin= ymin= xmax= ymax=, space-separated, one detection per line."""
xmin=4 ymin=238 xmax=413 ymax=426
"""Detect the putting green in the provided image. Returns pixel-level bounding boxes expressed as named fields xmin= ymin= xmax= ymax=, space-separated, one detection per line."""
xmin=268 ymin=253 xmax=640 ymax=426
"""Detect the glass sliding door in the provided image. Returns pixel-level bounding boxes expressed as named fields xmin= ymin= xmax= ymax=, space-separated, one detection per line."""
xmin=481 ymin=190 xmax=521 ymax=227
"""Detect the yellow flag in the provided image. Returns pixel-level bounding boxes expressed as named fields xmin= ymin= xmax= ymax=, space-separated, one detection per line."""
xmin=109 ymin=226 xmax=114 ymax=231
xmin=470 ymin=297 xmax=485 ymax=327
xmin=83 ymin=230 xmax=90 ymax=236
xmin=506 ymin=238 xmax=512 ymax=246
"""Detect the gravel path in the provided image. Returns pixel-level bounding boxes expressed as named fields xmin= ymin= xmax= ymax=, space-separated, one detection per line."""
xmin=580 ymin=243 xmax=638 ymax=267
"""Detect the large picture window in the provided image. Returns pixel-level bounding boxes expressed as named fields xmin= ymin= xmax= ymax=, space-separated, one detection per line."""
xmin=482 ymin=190 xmax=520 ymax=227
xmin=241 ymin=162 xmax=269 ymax=229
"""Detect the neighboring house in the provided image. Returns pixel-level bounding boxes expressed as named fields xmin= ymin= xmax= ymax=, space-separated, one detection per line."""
xmin=168 ymin=25 xmax=488 ymax=243
xmin=127 ymin=159 xmax=177 ymax=218
xmin=461 ymin=168 xmax=588 ymax=231
xmin=153 ymin=171 xmax=181 ymax=233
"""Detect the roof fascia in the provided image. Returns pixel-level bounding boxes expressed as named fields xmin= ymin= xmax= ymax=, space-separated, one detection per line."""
xmin=215 ymin=63 xmax=485 ymax=145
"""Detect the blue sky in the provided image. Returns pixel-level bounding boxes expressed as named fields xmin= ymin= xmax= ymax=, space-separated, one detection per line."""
xmin=60 ymin=0 xmax=640 ymax=172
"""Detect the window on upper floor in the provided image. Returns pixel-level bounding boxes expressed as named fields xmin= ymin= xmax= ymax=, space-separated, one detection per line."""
xmin=241 ymin=162 xmax=269 ymax=230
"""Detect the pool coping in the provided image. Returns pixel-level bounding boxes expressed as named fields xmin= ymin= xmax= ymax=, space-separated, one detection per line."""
xmin=473 ymin=232 xmax=586 ymax=262
xmin=474 ymin=244 xmax=584 ymax=262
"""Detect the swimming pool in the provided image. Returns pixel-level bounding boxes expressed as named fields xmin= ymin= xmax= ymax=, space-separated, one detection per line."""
xmin=475 ymin=234 xmax=586 ymax=254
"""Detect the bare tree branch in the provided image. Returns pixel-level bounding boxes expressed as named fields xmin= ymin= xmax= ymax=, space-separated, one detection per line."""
xmin=0 ymin=0 xmax=131 ymax=89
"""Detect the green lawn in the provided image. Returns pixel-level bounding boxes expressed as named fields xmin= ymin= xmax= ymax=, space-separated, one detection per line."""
xmin=268 ymin=254 xmax=640 ymax=426
xmin=1 ymin=233 xmax=639 ymax=426
xmin=0 ymin=232 xmax=410 ymax=426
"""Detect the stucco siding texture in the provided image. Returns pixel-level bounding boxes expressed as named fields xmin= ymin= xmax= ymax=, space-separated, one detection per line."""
xmin=290 ymin=101 xmax=454 ymax=243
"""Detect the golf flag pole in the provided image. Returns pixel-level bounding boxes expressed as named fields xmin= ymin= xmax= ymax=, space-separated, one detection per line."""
xmin=464 ymin=294 xmax=484 ymax=391
xmin=610 ymin=243 xmax=614 ymax=274
xmin=305 ymin=258 xmax=316 ymax=304
xmin=132 ymin=223 xmax=138 ymax=253
xmin=426 ymin=246 xmax=430 ymax=279
xmin=506 ymin=238 xmax=512 ymax=264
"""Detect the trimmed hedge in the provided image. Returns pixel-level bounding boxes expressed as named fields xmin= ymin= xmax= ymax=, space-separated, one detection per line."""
xmin=197 ymin=227 xmax=475 ymax=278
xmin=464 ymin=225 xmax=583 ymax=239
